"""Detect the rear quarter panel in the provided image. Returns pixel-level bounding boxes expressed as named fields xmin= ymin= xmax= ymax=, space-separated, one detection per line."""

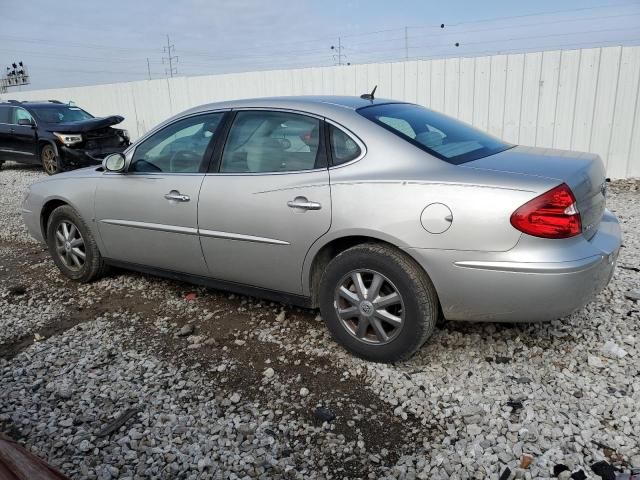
xmin=301 ymin=123 xmax=559 ymax=295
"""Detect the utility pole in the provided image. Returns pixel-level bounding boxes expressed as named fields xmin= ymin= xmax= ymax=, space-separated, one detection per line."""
xmin=331 ymin=37 xmax=347 ymax=66
xmin=162 ymin=35 xmax=178 ymax=78
xmin=404 ymin=26 xmax=409 ymax=59
xmin=146 ymin=58 xmax=151 ymax=80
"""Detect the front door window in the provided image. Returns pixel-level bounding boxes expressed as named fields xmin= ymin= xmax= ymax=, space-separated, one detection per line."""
xmin=130 ymin=113 xmax=224 ymax=173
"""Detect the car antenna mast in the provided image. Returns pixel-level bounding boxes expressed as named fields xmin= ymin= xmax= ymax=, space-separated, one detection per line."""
xmin=360 ymin=85 xmax=377 ymax=101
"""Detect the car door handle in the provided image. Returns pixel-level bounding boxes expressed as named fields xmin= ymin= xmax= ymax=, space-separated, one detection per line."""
xmin=164 ymin=190 xmax=190 ymax=202
xmin=287 ymin=197 xmax=321 ymax=210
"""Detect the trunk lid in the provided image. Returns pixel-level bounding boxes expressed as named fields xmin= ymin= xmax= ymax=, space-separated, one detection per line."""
xmin=462 ymin=145 xmax=607 ymax=240
xmin=45 ymin=115 xmax=124 ymax=133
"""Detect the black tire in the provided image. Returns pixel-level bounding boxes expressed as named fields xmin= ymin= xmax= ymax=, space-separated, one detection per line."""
xmin=319 ymin=243 xmax=439 ymax=363
xmin=0 ymin=160 xmax=4 ymax=170
xmin=46 ymin=205 xmax=108 ymax=283
xmin=41 ymin=144 xmax=61 ymax=175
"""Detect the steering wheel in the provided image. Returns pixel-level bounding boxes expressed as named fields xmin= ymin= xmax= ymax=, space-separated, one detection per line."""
xmin=169 ymin=150 xmax=201 ymax=172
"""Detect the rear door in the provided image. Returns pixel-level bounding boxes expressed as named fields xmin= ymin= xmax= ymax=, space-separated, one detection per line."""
xmin=0 ymin=106 xmax=12 ymax=161
xmin=9 ymin=107 xmax=37 ymax=161
xmin=95 ymin=111 xmax=226 ymax=275
xmin=198 ymin=109 xmax=331 ymax=295
xmin=0 ymin=106 xmax=37 ymax=162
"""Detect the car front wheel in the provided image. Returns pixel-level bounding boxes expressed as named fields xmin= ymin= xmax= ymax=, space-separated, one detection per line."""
xmin=41 ymin=144 xmax=61 ymax=175
xmin=319 ymin=243 xmax=439 ymax=363
xmin=46 ymin=205 xmax=107 ymax=282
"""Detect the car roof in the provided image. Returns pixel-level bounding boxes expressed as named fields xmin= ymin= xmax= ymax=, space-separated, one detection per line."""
xmin=186 ymin=95 xmax=407 ymax=116
xmin=0 ymin=101 xmax=67 ymax=108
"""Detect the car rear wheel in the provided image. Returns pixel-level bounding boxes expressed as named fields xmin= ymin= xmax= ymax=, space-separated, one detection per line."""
xmin=319 ymin=243 xmax=438 ymax=363
xmin=41 ymin=144 xmax=61 ymax=175
xmin=46 ymin=205 xmax=107 ymax=282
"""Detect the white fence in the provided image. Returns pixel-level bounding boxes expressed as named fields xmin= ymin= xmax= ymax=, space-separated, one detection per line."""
xmin=4 ymin=46 xmax=640 ymax=178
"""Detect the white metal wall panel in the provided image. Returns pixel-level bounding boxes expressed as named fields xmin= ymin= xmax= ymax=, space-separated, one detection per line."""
xmin=590 ymin=47 xmax=622 ymax=169
xmin=354 ymin=64 xmax=369 ymax=97
xmin=4 ymin=46 xmax=639 ymax=178
xmin=430 ymin=59 xmax=445 ymax=112
xmin=571 ymin=48 xmax=601 ymax=151
xmin=536 ymin=50 xmax=561 ymax=147
xmin=416 ymin=60 xmax=431 ymax=107
xmin=487 ymin=55 xmax=508 ymax=138
xmin=629 ymin=93 xmax=640 ymax=178
xmin=503 ymin=54 xmax=525 ymax=143
xmin=443 ymin=57 xmax=460 ymax=117
xmin=472 ymin=56 xmax=491 ymax=131
xmin=391 ymin=62 xmax=405 ymax=100
xmin=609 ymin=47 xmax=640 ymax=179
xmin=403 ymin=61 xmax=418 ymax=104
xmin=459 ymin=57 xmax=475 ymax=124
xmin=519 ymin=52 xmax=543 ymax=146
xmin=553 ymin=49 xmax=581 ymax=150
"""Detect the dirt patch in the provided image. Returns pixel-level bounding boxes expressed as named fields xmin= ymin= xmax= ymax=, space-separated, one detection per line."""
xmin=0 ymin=239 xmax=426 ymax=477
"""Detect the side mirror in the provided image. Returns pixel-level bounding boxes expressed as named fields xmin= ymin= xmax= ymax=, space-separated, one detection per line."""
xmin=102 ymin=153 xmax=126 ymax=173
xmin=18 ymin=118 xmax=34 ymax=126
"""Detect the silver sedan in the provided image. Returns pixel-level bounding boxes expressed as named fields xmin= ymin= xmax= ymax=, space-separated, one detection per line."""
xmin=21 ymin=96 xmax=621 ymax=362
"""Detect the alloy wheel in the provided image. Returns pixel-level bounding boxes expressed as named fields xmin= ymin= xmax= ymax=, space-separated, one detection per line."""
xmin=42 ymin=146 xmax=57 ymax=174
xmin=334 ymin=269 xmax=405 ymax=345
xmin=54 ymin=221 xmax=86 ymax=271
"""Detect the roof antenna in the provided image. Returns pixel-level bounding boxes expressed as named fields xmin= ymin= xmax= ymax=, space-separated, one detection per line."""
xmin=360 ymin=85 xmax=377 ymax=101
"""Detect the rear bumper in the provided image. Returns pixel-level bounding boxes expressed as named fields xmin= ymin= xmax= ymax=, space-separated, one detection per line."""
xmin=406 ymin=210 xmax=621 ymax=322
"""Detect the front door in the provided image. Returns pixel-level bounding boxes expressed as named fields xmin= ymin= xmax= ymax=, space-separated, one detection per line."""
xmin=95 ymin=111 xmax=226 ymax=275
xmin=198 ymin=110 xmax=331 ymax=295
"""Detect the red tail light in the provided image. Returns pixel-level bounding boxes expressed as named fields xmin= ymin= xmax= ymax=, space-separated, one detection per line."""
xmin=510 ymin=183 xmax=581 ymax=239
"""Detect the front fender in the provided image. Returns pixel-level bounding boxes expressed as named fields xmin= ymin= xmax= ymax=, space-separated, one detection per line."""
xmin=28 ymin=177 xmax=101 ymax=250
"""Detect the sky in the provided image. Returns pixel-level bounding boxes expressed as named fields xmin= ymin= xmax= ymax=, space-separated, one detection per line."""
xmin=1 ymin=0 xmax=639 ymax=91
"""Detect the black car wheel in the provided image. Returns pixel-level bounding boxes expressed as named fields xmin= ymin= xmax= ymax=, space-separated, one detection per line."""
xmin=46 ymin=205 xmax=108 ymax=282
xmin=41 ymin=144 xmax=61 ymax=175
xmin=319 ymin=243 xmax=439 ymax=363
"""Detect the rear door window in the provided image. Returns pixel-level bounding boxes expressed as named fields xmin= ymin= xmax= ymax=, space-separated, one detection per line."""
xmin=0 ymin=106 xmax=10 ymax=124
xmin=220 ymin=111 xmax=323 ymax=173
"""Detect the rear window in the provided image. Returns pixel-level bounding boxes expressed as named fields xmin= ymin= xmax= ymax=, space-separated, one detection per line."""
xmin=357 ymin=103 xmax=512 ymax=164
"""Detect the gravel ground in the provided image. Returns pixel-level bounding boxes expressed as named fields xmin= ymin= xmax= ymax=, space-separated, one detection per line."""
xmin=0 ymin=161 xmax=639 ymax=479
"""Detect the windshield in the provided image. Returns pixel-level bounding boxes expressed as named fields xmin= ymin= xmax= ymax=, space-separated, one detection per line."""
xmin=357 ymin=103 xmax=512 ymax=164
xmin=31 ymin=105 xmax=94 ymax=124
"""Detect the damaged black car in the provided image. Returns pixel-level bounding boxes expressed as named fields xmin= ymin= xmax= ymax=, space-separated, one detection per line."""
xmin=0 ymin=100 xmax=130 ymax=175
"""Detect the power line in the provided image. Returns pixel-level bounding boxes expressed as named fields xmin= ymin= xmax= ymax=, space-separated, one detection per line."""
xmin=429 ymin=1 xmax=639 ymax=28
xmin=0 ymin=2 xmax=636 ymax=59
xmin=341 ymin=11 xmax=640 ymax=52
xmin=343 ymin=26 xmax=640 ymax=63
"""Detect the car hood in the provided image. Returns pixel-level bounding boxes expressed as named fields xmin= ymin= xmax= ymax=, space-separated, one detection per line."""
xmin=44 ymin=115 xmax=124 ymax=133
